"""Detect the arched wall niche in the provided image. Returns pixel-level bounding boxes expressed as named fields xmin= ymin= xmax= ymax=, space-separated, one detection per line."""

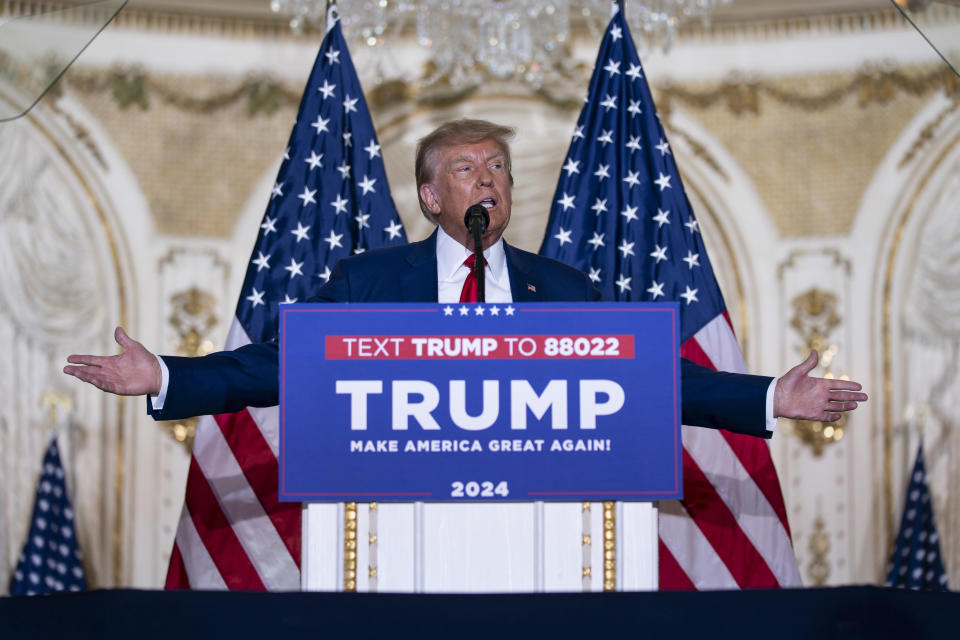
xmin=862 ymin=94 xmax=960 ymax=586
xmin=0 ymin=95 xmax=157 ymax=591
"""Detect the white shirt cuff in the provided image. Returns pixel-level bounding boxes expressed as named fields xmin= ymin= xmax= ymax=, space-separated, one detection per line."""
xmin=150 ymin=355 xmax=170 ymax=411
xmin=765 ymin=377 xmax=778 ymax=433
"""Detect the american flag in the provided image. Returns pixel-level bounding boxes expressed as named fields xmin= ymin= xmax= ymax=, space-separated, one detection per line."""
xmin=885 ymin=444 xmax=949 ymax=590
xmin=10 ymin=436 xmax=87 ymax=596
xmin=539 ymin=4 xmax=801 ymax=589
xmin=164 ymin=6 xmax=406 ymax=589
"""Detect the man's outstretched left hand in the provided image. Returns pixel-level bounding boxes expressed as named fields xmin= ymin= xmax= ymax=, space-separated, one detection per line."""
xmin=774 ymin=350 xmax=867 ymax=422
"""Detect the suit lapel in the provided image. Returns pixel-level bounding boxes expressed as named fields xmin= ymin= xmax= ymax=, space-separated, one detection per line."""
xmin=504 ymin=242 xmax=543 ymax=302
xmin=400 ymin=230 xmax=440 ymax=302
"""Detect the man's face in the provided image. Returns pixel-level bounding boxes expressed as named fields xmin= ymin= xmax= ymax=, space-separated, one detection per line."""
xmin=419 ymin=138 xmax=512 ymax=250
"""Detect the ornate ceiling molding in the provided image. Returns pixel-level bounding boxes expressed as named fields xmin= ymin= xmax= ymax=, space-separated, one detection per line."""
xmin=1 ymin=1 xmax=919 ymax=44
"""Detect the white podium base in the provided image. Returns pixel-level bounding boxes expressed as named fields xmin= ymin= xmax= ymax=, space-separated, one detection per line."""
xmin=302 ymin=502 xmax=657 ymax=592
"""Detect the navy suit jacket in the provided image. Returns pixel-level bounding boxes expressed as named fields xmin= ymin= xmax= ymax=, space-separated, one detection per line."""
xmin=150 ymin=231 xmax=774 ymax=438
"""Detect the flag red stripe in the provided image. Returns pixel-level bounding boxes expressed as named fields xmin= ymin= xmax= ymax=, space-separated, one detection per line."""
xmin=719 ymin=431 xmax=792 ymax=537
xmin=164 ymin=543 xmax=189 ymax=589
xmin=680 ymin=449 xmax=780 ymax=588
xmin=184 ymin=457 xmax=266 ymax=590
xmin=213 ymin=409 xmax=301 ymax=564
xmin=658 ymin=538 xmax=697 ymax=590
xmin=680 ymin=338 xmax=715 ymax=369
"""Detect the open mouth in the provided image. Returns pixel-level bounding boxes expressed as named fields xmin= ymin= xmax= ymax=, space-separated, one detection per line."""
xmin=478 ymin=197 xmax=497 ymax=209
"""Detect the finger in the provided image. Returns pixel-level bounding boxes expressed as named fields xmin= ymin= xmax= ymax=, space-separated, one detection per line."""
xmin=827 ymin=401 xmax=858 ymax=412
xmin=66 ymin=354 xmax=106 ymax=366
xmin=115 ymin=326 xmax=134 ymax=349
xmin=827 ymin=391 xmax=868 ymax=403
xmin=825 ymin=380 xmax=863 ymax=392
xmin=821 ymin=413 xmax=842 ymax=422
xmin=65 ymin=367 xmax=112 ymax=391
xmin=63 ymin=365 xmax=83 ymax=378
xmin=795 ymin=350 xmax=818 ymax=376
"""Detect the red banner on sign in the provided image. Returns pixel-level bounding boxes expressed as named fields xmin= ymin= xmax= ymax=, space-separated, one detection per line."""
xmin=324 ymin=335 xmax=635 ymax=360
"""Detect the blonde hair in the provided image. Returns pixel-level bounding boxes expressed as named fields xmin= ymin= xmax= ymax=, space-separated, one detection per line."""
xmin=415 ymin=119 xmax=515 ymax=220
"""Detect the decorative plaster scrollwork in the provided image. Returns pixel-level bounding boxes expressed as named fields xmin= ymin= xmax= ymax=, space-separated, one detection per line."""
xmin=0 ymin=113 xmax=121 ymax=591
xmin=784 ymin=288 xmax=848 ymax=456
xmin=0 ymin=122 xmax=105 ymax=342
xmin=161 ymin=287 xmax=218 ymax=452
xmin=807 ymin=514 xmax=831 ymax=586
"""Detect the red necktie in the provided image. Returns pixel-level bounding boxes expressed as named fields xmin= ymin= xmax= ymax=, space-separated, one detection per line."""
xmin=459 ymin=254 xmax=488 ymax=303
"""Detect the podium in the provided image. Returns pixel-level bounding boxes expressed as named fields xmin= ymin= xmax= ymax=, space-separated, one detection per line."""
xmin=281 ymin=303 xmax=681 ymax=593
xmin=301 ymin=502 xmax=658 ymax=592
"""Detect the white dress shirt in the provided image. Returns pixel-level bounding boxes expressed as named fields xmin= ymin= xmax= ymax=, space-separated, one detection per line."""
xmin=435 ymin=225 xmax=512 ymax=304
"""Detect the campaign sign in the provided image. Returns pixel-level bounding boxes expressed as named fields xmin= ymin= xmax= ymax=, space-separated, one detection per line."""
xmin=279 ymin=302 xmax=681 ymax=502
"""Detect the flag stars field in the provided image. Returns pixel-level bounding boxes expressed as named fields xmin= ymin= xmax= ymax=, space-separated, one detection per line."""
xmin=252 ymin=252 xmax=271 ymax=271
xmin=358 ymin=175 xmax=377 ymax=195
xmin=304 ymin=151 xmax=323 ymax=170
xmin=291 ymin=222 xmax=310 ymax=242
xmin=653 ymin=208 xmax=670 ymax=227
xmin=297 ymin=186 xmax=317 ymax=207
xmin=318 ymin=79 xmax=335 ymax=98
xmin=330 ymin=193 xmax=349 ymax=214
xmin=311 ymin=115 xmax=330 ymax=134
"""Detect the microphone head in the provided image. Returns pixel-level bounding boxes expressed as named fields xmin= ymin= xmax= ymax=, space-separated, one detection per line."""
xmin=464 ymin=204 xmax=490 ymax=232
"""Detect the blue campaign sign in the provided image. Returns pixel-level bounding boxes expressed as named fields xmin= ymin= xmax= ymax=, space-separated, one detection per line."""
xmin=279 ymin=302 xmax=681 ymax=502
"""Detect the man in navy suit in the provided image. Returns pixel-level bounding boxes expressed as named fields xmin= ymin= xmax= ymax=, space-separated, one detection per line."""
xmin=64 ymin=119 xmax=867 ymax=436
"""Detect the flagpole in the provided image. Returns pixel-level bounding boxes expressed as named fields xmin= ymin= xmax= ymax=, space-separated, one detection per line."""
xmin=326 ymin=0 xmax=338 ymax=33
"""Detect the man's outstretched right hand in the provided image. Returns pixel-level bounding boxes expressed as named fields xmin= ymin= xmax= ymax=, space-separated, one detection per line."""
xmin=63 ymin=327 xmax=162 ymax=396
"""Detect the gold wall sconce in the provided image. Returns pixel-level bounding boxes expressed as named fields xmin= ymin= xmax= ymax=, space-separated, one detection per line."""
xmin=784 ymin=288 xmax=850 ymax=456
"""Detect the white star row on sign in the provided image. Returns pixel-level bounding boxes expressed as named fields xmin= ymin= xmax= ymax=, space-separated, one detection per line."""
xmin=443 ymin=305 xmax=515 ymax=316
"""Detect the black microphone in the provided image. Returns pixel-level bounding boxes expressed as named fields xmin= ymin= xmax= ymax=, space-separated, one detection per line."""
xmin=464 ymin=203 xmax=489 ymax=234
xmin=464 ymin=204 xmax=489 ymax=303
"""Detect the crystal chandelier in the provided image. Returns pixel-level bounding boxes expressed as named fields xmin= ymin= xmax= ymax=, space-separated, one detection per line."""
xmin=269 ymin=0 xmax=730 ymax=88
